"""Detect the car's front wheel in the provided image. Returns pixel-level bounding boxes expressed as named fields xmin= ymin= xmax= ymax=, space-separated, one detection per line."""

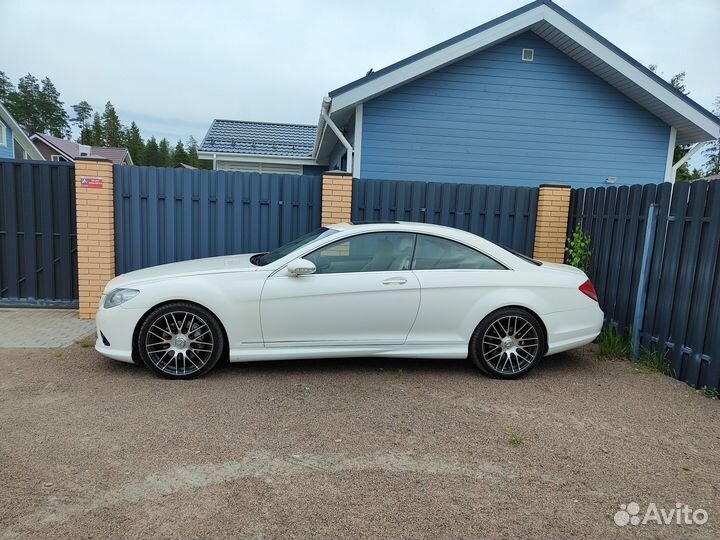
xmin=470 ymin=308 xmax=545 ymax=379
xmin=137 ymin=302 xmax=225 ymax=379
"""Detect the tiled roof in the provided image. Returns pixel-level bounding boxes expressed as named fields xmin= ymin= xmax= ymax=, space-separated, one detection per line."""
xmin=199 ymin=119 xmax=317 ymax=158
xmin=34 ymin=133 xmax=132 ymax=165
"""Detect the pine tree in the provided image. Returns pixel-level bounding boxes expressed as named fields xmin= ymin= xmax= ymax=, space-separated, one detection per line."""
xmin=88 ymin=112 xmax=104 ymax=146
xmin=124 ymin=122 xmax=145 ymax=165
xmin=703 ymin=97 xmax=720 ymax=176
xmin=158 ymin=138 xmax=171 ymax=167
xmin=144 ymin=136 xmax=160 ymax=166
xmin=10 ymin=73 xmax=42 ymax=134
xmin=71 ymin=101 xmax=93 ymax=144
xmin=186 ymin=135 xmax=200 ymax=167
xmin=0 ymin=71 xmax=15 ymax=105
xmin=37 ymin=77 xmax=70 ymax=138
xmin=102 ymin=101 xmax=123 ymax=147
xmin=172 ymin=140 xmax=188 ymax=166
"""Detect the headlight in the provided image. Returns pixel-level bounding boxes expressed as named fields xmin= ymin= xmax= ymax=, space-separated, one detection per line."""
xmin=103 ymin=288 xmax=139 ymax=308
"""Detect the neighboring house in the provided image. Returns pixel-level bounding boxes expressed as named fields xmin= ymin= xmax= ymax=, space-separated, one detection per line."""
xmin=698 ymin=174 xmax=720 ymax=181
xmin=175 ymin=163 xmax=197 ymax=170
xmin=31 ymin=133 xmax=134 ymax=165
xmin=198 ymin=120 xmax=325 ymax=175
xmin=200 ymin=0 xmax=720 ymax=187
xmin=0 ymin=102 xmax=45 ymax=160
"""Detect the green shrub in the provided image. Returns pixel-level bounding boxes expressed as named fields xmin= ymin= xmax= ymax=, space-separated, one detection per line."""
xmin=598 ymin=325 xmax=630 ymax=358
xmin=636 ymin=348 xmax=672 ymax=376
xmin=565 ymin=225 xmax=592 ymax=275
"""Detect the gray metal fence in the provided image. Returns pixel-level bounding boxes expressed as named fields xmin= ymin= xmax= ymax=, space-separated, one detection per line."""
xmin=568 ymin=180 xmax=720 ymax=390
xmin=0 ymin=159 xmax=78 ymax=306
xmin=114 ymin=166 xmax=322 ymax=274
xmin=353 ymin=179 xmax=538 ymax=255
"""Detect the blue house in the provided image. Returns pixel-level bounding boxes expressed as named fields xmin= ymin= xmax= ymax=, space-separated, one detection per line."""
xmin=0 ymin=102 xmax=44 ymax=161
xmin=200 ymin=0 xmax=720 ymax=187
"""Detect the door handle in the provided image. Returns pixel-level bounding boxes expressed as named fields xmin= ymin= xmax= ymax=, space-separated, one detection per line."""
xmin=382 ymin=277 xmax=407 ymax=285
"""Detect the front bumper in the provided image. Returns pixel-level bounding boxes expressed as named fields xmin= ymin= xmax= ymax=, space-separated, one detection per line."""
xmin=94 ymin=303 xmax=146 ymax=364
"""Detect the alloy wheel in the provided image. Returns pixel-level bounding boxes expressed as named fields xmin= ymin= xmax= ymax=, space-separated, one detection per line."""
xmin=144 ymin=310 xmax=215 ymax=377
xmin=480 ymin=315 xmax=540 ymax=375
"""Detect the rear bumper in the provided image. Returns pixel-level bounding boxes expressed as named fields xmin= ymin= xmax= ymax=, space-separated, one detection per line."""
xmin=544 ymin=305 xmax=603 ymax=356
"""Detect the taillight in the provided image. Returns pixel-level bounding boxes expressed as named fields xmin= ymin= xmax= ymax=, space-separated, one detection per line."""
xmin=579 ymin=279 xmax=598 ymax=302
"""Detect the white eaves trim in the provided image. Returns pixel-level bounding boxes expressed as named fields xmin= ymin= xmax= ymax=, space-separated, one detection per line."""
xmin=197 ymin=150 xmax=323 ymax=166
xmin=329 ymin=6 xmax=546 ymax=113
xmin=543 ymin=10 xmax=720 ymax=140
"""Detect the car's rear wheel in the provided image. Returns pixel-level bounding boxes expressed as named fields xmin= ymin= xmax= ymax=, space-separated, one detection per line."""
xmin=137 ymin=302 xmax=224 ymax=379
xmin=470 ymin=308 xmax=545 ymax=379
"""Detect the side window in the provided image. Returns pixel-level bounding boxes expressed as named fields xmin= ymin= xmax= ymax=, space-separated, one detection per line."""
xmin=413 ymin=235 xmax=505 ymax=270
xmin=305 ymin=232 xmax=415 ymax=274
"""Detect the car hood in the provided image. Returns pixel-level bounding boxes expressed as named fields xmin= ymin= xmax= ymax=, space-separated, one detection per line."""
xmin=106 ymin=253 xmax=260 ymax=290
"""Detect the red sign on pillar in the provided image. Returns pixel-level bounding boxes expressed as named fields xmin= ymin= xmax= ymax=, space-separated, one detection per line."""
xmin=80 ymin=176 xmax=103 ymax=188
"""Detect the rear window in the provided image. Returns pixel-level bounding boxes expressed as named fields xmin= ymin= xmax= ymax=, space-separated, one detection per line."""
xmin=413 ymin=235 xmax=506 ymax=270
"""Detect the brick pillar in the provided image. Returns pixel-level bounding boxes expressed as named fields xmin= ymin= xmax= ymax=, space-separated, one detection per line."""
xmin=533 ymin=184 xmax=571 ymax=264
xmin=321 ymin=171 xmax=353 ymax=226
xmin=75 ymin=157 xmax=115 ymax=319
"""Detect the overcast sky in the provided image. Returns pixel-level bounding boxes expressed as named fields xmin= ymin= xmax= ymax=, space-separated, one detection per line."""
xmin=1 ymin=0 xmax=718 ymax=156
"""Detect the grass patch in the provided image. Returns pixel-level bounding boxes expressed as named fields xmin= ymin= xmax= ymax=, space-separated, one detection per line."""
xmin=597 ymin=325 xmax=630 ymax=358
xmin=699 ymin=386 xmax=719 ymax=400
xmin=75 ymin=336 xmax=95 ymax=348
xmin=507 ymin=430 xmax=524 ymax=446
xmin=634 ymin=348 xmax=672 ymax=376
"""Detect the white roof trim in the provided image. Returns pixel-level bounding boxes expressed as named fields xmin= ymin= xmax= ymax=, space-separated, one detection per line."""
xmin=325 ymin=1 xmax=720 ymax=145
xmin=197 ymin=150 xmax=324 ymax=166
xmin=543 ymin=9 xmax=720 ymax=140
xmin=30 ymin=134 xmax=74 ymax=161
xmin=0 ymin=103 xmax=45 ymax=160
xmin=329 ymin=6 xmax=546 ymax=114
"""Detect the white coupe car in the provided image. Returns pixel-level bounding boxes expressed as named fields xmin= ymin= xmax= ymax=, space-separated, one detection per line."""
xmin=95 ymin=222 xmax=603 ymax=379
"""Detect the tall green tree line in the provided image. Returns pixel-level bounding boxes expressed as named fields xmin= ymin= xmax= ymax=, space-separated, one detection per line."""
xmin=0 ymin=70 xmax=208 ymax=167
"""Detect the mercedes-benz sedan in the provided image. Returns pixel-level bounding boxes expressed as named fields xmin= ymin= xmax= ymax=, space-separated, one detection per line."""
xmin=95 ymin=222 xmax=603 ymax=379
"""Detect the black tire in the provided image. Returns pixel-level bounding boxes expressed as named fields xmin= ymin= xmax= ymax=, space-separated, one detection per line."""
xmin=137 ymin=302 xmax=225 ymax=379
xmin=469 ymin=308 xmax=546 ymax=379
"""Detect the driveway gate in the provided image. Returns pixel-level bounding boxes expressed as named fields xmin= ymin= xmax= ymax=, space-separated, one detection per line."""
xmin=0 ymin=160 xmax=78 ymax=306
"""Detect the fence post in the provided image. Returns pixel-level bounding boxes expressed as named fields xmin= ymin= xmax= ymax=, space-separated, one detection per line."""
xmin=631 ymin=204 xmax=659 ymax=360
xmin=74 ymin=157 xmax=115 ymax=319
xmin=533 ymin=184 xmax=571 ymax=263
xmin=321 ymin=171 xmax=353 ymax=226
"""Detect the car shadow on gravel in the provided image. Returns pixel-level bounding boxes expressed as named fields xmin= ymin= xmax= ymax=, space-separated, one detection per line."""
xmin=93 ymin=349 xmax=585 ymax=380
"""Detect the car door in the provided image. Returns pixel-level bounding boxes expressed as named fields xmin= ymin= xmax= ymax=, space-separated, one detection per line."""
xmin=407 ymin=234 xmax=509 ymax=345
xmin=260 ymin=232 xmax=420 ymax=345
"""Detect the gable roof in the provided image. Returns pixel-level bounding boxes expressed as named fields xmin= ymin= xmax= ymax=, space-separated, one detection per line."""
xmin=31 ymin=133 xmax=133 ymax=165
xmin=324 ymin=0 xmax=720 ymax=147
xmin=199 ymin=119 xmax=317 ymax=158
xmin=0 ymin=102 xmax=44 ymax=160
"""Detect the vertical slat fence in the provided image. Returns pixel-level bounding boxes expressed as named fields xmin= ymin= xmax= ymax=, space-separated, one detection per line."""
xmin=568 ymin=181 xmax=720 ymax=390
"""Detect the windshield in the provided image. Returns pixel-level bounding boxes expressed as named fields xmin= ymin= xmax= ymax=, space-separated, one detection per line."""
xmin=253 ymin=227 xmax=338 ymax=266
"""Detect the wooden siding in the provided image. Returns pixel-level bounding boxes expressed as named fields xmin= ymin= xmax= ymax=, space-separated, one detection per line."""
xmin=0 ymin=124 xmax=13 ymax=159
xmin=360 ymin=31 xmax=671 ymax=187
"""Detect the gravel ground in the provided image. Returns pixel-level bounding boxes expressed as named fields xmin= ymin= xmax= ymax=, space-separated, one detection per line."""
xmin=1 ymin=343 xmax=718 ymax=540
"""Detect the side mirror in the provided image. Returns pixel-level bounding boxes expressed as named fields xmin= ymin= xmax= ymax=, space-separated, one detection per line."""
xmin=287 ymin=258 xmax=316 ymax=276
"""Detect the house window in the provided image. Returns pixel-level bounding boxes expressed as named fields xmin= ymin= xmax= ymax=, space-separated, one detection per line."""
xmin=51 ymin=154 xmax=69 ymax=162
xmin=522 ymin=48 xmax=534 ymax=62
xmin=0 ymin=120 xmax=7 ymax=147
